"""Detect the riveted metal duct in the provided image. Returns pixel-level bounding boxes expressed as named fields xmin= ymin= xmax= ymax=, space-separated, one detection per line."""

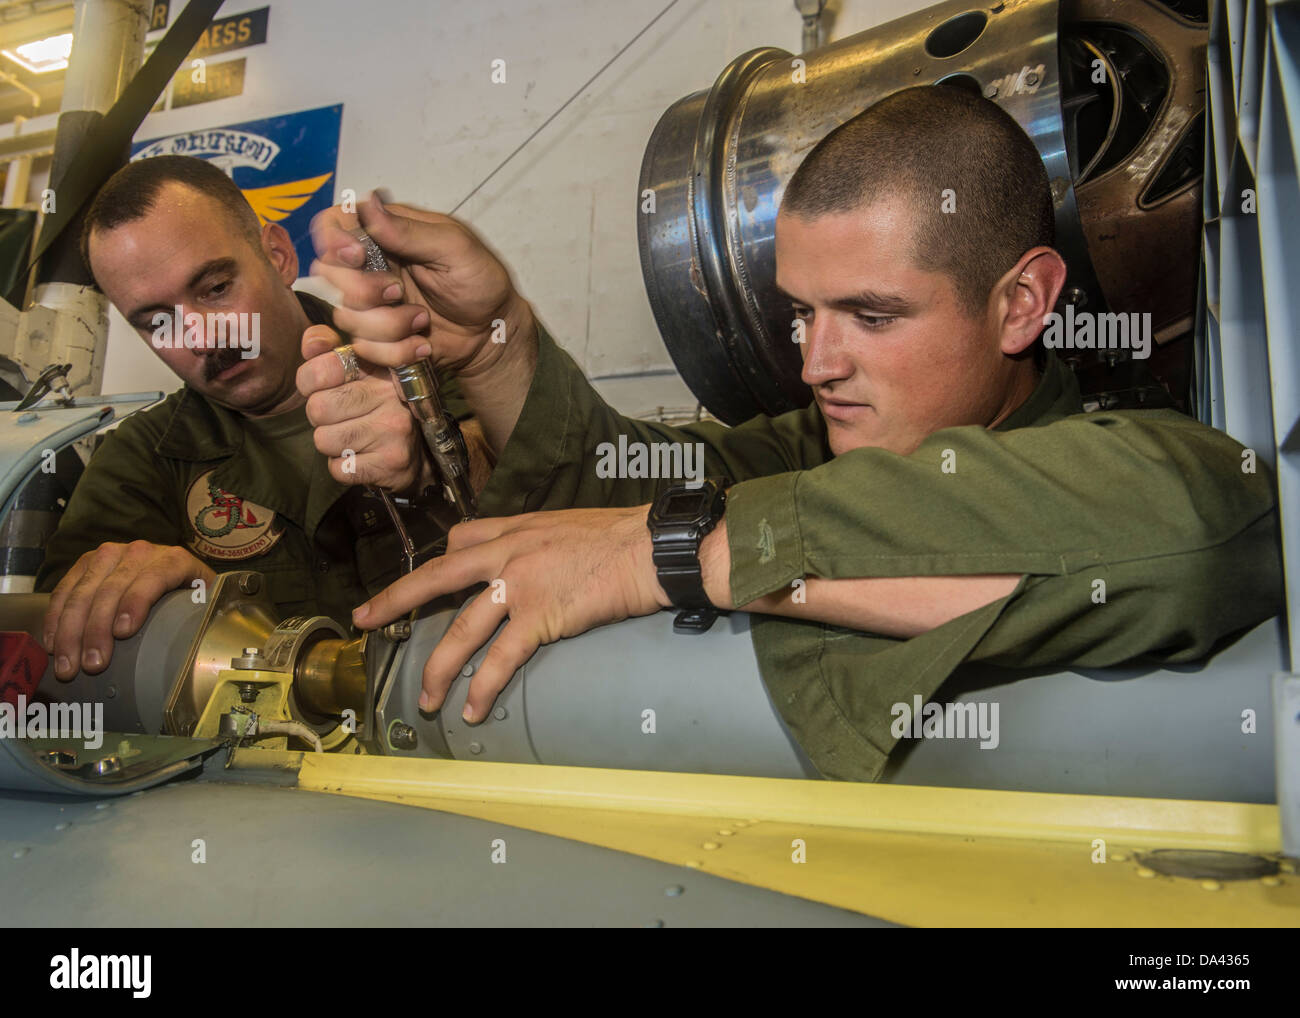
xmin=637 ymin=0 xmax=1207 ymax=424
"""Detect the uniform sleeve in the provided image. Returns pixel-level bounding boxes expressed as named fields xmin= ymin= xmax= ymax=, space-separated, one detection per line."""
xmin=35 ymin=422 xmax=186 ymax=592
xmin=475 ymin=322 xmax=828 ymax=517
xmin=727 ymin=409 xmax=1282 ymax=661
xmin=432 ymin=365 xmax=471 ymax=423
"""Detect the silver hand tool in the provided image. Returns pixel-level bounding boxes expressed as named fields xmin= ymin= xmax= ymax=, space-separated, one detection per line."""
xmin=351 ymin=228 xmax=478 ymax=524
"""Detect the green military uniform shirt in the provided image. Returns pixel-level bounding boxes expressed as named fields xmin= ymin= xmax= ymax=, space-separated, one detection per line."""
xmin=475 ymin=324 xmax=1283 ymax=781
xmin=36 ymin=291 xmax=470 ymax=628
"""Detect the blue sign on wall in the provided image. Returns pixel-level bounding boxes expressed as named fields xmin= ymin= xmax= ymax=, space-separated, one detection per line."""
xmin=132 ymin=104 xmax=342 ymax=276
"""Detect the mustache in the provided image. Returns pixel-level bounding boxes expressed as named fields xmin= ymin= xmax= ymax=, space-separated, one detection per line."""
xmin=201 ymin=346 xmax=246 ymax=382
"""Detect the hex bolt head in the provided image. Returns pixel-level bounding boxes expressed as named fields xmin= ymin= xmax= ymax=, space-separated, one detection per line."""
xmin=390 ymin=722 xmax=418 ymax=751
xmin=382 ymin=621 xmax=412 ymax=641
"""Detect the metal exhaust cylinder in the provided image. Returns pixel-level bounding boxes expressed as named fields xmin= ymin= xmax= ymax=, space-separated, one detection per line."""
xmin=5 ymin=581 xmax=368 ymax=741
xmin=637 ymin=0 xmax=1207 ymax=424
xmin=2 ymin=590 xmax=204 ymax=734
xmin=374 ymin=605 xmax=820 ymax=779
xmin=0 ymin=579 xmax=1278 ymax=799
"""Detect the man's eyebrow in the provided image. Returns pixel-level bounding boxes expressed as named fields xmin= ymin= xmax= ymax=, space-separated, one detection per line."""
xmin=834 ymin=290 xmax=915 ymax=314
xmin=124 ymin=258 xmax=238 ymax=324
xmin=774 ymin=284 xmax=914 ymax=315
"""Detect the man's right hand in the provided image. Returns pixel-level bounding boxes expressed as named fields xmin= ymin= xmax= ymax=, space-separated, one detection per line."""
xmin=42 ymin=542 xmax=216 ymax=680
xmin=309 ymin=193 xmax=531 ymax=376
xmin=309 ymin=194 xmax=539 ymax=454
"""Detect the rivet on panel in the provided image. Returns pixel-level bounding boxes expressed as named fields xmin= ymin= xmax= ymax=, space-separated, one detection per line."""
xmin=1259 ymin=875 xmax=1282 ymax=887
xmin=461 ymin=664 xmax=474 ymax=678
xmin=1200 ymin=880 xmax=1222 ymax=891
xmin=665 ymin=885 xmax=684 ymax=897
xmin=1136 ymin=867 xmax=1156 ymax=879
xmin=684 ymin=860 xmax=702 ymax=869
xmin=702 ymin=841 xmax=720 ymax=851
xmin=469 ymin=741 xmax=483 ymax=755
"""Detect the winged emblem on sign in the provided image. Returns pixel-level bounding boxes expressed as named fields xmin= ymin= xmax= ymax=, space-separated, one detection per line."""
xmin=241 ymin=172 xmax=335 ymax=225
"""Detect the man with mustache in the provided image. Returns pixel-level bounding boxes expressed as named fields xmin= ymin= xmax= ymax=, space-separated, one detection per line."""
xmin=36 ymin=155 xmax=488 ymax=683
xmin=301 ymin=86 xmax=1280 ymax=780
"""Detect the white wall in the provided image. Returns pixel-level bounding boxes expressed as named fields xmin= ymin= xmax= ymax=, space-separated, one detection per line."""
xmin=90 ymin=0 xmax=931 ymax=412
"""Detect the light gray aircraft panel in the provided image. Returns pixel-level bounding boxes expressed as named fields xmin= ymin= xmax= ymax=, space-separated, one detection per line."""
xmin=0 ymin=777 xmax=894 ymax=927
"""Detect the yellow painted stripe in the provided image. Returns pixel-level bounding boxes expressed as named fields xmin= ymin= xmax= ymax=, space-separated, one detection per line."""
xmin=271 ymin=753 xmax=1298 ymax=926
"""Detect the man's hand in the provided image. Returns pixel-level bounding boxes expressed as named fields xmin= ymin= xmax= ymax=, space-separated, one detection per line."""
xmin=297 ymin=323 xmax=495 ymax=493
xmin=42 ymin=542 xmax=216 ymax=680
xmin=309 ymin=194 xmax=538 ymax=454
xmin=309 ymin=193 xmax=530 ymax=377
xmin=352 ymin=506 xmax=669 ymax=722
xmin=297 ymin=324 xmax=427 ymax=491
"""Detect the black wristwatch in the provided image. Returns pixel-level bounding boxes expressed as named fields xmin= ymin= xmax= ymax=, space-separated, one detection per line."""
xmin=647 ymin=477 xmax=728 ymax=633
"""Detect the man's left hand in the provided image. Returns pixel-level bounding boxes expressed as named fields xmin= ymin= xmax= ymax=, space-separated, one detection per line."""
xmin=352 ymin=506 xmax=671 ymax=722
xmin=298 ymin=324 xmax=427 ymax=491
xmin=297 ymin=323 xmax=494 ymax=494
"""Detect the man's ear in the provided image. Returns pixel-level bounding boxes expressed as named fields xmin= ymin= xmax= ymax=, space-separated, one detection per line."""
xmin=260 ymin=222 xmax=299 ymax=284
xmin=997 ymin=247 xmax=1068 ymax=356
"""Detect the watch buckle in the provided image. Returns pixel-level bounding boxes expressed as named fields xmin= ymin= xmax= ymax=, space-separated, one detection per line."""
xmin=672 ymin=608 xmax=720 ymax=634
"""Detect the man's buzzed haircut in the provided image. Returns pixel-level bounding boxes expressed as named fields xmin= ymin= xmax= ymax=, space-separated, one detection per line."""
xmin=781 ymin=85 xmax=1055 ymax=316
xmin=80 ymin=155 xmax=263 ymax=276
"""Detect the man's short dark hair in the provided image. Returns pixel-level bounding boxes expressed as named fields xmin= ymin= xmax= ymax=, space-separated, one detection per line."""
xmin=781 ymin=85 xmax=1056 ymax=316
xmin=80 ymin=155 xmax=264 ymax=277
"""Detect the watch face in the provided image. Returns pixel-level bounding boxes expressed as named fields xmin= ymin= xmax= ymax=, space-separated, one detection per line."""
xmin=663 ymin=491 xmax=707 ymax=519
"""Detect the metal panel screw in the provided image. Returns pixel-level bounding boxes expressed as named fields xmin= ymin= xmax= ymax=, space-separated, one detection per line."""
xmin=390 ymin=722 xmax=418 ymax=750
xmin=92 ymin=756 xmax=122 ymax=776
xmin=382 ymin=620 xmax=412 ymax=641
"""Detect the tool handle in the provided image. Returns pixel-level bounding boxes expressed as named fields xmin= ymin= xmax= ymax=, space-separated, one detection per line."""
xmin=350 ymin=228 xmax=478 ymax=523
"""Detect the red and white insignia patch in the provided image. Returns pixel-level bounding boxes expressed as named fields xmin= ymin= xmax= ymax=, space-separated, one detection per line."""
xmin=185 ymin=470 xmax=282 ymax=560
